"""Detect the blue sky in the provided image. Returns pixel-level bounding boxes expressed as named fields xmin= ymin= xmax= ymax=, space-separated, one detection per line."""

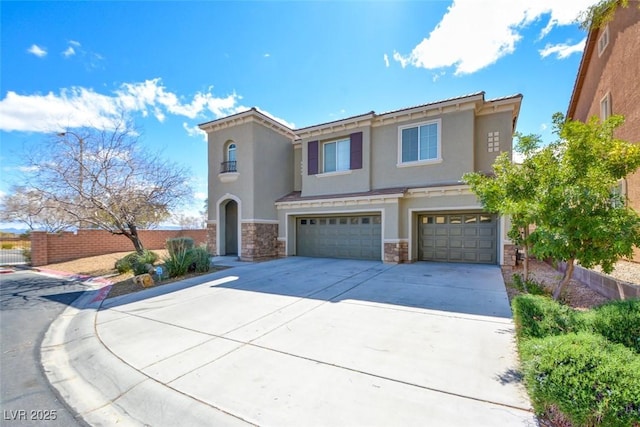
xmin=0 ymin=0 xmax=597 ymax=227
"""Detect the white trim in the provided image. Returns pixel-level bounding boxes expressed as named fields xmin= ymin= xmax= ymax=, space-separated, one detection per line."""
xmin=240 ymin=219 xmax=279 ymax=224
xmin=397 ymin=118 xmax=442 ymax=166
xmin=383 ymin=238 xmax=408 ymax=244
xmin=315 ymin=170 xmax=353 ymax=178
xmin=215 ymin=193 xmax=242 ymax=257
xmin=600 ymin=92 xmax=612 ymax=121
xmin=218 ymin=172 xmax=239 ymax=183
xmin=206 ymin=220 xmax=217 ymax=225
xmin=396 ymin=158 xmax=443 ymax=168
xmin=405 ymin=184 xmax=474 ymax=198
xmin=276 ymin=194 xmax=402 ymax=209
xmin=284 ymin=208 xmax=385 ymax=260
xmin=597 ymin=24 xmax=610 ymax=57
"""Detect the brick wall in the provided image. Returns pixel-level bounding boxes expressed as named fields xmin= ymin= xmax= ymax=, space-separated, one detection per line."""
xmin=241 ymin=222 xmax=278 ymax=261
xmin=30 ymin=229 xmax=208 ymax=266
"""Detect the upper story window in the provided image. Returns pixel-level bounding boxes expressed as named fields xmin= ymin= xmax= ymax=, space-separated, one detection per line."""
xmin=398 ymin=119 xmax=441 ymax=165
xmin=600 ymin=92 xmax=612 ymax=121
xmin=307 ymin=132 xmax=362 ymax=175
xmin=221 ymin=141 xmax=237 ymax=173
xmin=227 ymin=143 xmax=236 ymax=162
xmin=597 ymin=25 xmax=610 ymax=57
xmin=323 ymin=138 xmax=350 ymax=173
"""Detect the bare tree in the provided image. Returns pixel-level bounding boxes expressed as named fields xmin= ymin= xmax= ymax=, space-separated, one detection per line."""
xmin=0 ymin=186 xmax=74 ymax=232
xmin=24 ymin=119 xmax=193 ymax=253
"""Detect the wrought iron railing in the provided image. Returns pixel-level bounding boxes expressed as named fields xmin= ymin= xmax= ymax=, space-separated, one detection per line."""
xmin=220 ymin=160 xmax=237 ymax=173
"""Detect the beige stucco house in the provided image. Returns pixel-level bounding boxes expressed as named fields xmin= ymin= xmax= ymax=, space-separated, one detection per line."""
xmin=199 ymin=91 xmax=522 ymax=266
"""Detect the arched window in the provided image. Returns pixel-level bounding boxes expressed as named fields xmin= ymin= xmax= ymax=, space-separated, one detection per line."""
xmin=227 ymin=143 xmax=236 ymax=162
xmin=221 ymin=141 xmax=237 ymax=173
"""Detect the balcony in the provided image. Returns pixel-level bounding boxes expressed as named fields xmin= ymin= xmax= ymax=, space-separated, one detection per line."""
xmin=218 ymin=160 xmax=239 ymax=183
xmin=220 ymin=160 xmax=237 ymax=173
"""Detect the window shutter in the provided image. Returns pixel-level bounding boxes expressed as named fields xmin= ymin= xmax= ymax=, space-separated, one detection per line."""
xmin=308 ymin=140 xmax=318 ymax=175
xmin=350 ymin=132 xmax=363 ymax=170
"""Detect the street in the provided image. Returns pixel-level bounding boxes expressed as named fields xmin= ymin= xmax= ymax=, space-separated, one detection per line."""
xmin=1 ymin=269 xmax=90 ymax=426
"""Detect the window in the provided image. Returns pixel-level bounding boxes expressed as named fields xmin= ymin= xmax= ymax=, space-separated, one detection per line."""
xmin=323 ymin=138 xmax=350 ymax=173
xmin=600 ymin=92 xmax=612 ymax=121
xmin=227 ymin=143 xmax=236 ymax=162
xmin=399 ymin=120 xmax=440 ymax=164
xmin=597 ymin=25 xmax=609 ymax=56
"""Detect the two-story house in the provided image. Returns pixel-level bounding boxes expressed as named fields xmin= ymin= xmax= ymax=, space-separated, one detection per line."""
xmin=199 ymin=91 xmax=522 ymax=266
xmin=567 ymin=2 xmax=640 ymax=261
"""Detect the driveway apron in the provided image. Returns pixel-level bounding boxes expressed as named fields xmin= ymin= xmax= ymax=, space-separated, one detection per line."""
xmin=97 ymin=257 xmax=535 ymax=426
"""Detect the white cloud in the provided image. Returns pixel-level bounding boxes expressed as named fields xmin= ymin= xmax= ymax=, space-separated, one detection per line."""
xmin=27 ymin=44 xmax=47 ymax=58
xmin=194 ymin=191 xmax=207 ymax=200
xmin=264 ymin=53 xmax=271 ymax=58
xmin=539 ymin=37 xmax=586 ymax=59
xmin=255 ymin=107 xmax=296 ymax=129
xmin=383 ymin=53 xmax=390 ymax=68
xmin=393 ymin=0 xmax=598 ymax=75
xmin=0 ymin=78 xmax=247 ymax=134
xmin=183 ymin=122 xmax=207 ymax=141
xmin=62 ymin=46 xmax=76 ymax=57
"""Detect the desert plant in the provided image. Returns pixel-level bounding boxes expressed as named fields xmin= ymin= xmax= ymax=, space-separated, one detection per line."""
xmin=115 ymin=250 xmax=159 ymax=274
xmin=521 ymin=332 xmax=640 ymax=426
xmin=163 ymin=245 xmax=192 ymax=278
xmin=166 ymin=237 xmax=194 ymax=257
xmin=188 ymin=246 xmax=211 ymax=273
xmin=1 ymin=242 xmax=13 ymax=249
xmin=22 ymin=248 xmax=31 ymax=264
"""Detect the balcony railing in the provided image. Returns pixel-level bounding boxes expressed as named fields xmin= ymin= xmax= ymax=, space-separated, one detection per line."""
xmin=220 ymin=160 xmax=237 ymax=173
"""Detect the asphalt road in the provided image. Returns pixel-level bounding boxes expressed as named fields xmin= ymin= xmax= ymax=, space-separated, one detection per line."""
xmin=0 ymin=269 xmax=90 ymax=426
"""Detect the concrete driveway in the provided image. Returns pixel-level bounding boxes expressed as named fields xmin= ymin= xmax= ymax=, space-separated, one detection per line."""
xmin=96 ymin=257 xmax=535 ymax=426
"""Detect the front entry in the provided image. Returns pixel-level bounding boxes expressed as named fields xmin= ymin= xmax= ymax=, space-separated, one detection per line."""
xmin=224 ymin=200 xmax=238 ymax=255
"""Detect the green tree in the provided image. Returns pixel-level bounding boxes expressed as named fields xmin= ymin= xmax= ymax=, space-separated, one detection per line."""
xmin=464 ymin=133 xmax=546 ymax=281
xmin=577 ymin=0 xmax=636 ymax=30
xmin=466 ymin=114 xmax=640 ymax=300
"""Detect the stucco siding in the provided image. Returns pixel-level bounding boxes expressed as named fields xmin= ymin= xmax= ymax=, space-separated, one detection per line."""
xmin=474 ymin=111 xmax=514 ymax=172
xmin=371 ymin=109 xmax=475 ymax=189
xmin=252 ymin=123 xmax=294 ymax=220
xmin=207 ymin=122 xmax=256 ymax=220
xmin=300 ymin=126 xmax=371 ymax=197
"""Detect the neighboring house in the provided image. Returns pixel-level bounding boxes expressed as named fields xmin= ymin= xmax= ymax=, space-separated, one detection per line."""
xmin=566 ymin=3 xmax=640 ymax=262
xmin=199 ymin=91 xmax=522 ymax=266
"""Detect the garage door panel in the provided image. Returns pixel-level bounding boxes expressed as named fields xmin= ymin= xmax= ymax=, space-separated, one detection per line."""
xmin=418 ymin=213 xmax=497 ymax=264
xmin=297 ymin=215 xmax=381 ymax=260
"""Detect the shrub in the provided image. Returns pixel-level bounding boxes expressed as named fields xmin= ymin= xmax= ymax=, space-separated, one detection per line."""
xmin=22 ymin=248 xmax=31 ymax=264
xmin=512 ymin=294 xmax=589 ymax=340
xmin=166 ymin=237 xmax=194 ymax=257
xmin=593 ymin=299 xmax=640 ymax=353
xmin=1 ymin=242 xmax=13 ymax=249
xmin=521 ymin=333 xmax=640 ymax=426
xmin=115 ymin=250 xmax=159 ymax=274
xmin=163 ymin=246 xmax=192 ymax=278
xmin=512 ymin=274 xmax=550 ymax=296
xmin=189 ymin=246 xmax=211 ymax=273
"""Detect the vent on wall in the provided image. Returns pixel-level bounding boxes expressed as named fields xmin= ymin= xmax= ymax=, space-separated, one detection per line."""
xmin=487 ymin=131 xmax=500 ymax=153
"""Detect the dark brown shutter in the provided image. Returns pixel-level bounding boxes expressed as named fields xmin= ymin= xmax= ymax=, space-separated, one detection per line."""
xmin=350 ymin=132 xmax=363 ymax=170
xmin=308 ymin=140 xmax=318 ymax=175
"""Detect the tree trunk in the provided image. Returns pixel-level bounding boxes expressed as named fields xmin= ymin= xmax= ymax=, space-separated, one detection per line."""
xmin=127 ymin=223 xmax=145 ymax=254
xmin=522 ymin=227 xmax=530 ymax=281
xmin=552 ymin=257 xmax=575 ymax=300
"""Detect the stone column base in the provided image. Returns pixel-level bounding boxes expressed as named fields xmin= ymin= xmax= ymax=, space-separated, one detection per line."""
xmin=503 ymin=244 xmax=517 ymax=268
xmin=384 ymin=241 xmax=408 ymax=264
xmin=206 ymin=223 xmax=217 ymax=256
xmin=241 ymin=222 xmax=278 ymax=261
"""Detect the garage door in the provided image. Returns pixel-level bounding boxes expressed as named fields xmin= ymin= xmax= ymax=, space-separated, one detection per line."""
xmin=297 ymin=215 xmax=381 ymax=260
xmin=418 ymin=213 xmax=497 ymax=264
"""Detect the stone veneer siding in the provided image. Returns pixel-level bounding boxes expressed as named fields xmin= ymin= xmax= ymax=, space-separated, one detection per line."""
xmin=241 ymin=222 xmax=278 ymax=261
xmin=207 ymin=223 xmax=217 ymax=256
xmin=384 ymin=241 xmax=408 ymax=264
xmin=276 ymin=239 xmax=286 ymax=258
